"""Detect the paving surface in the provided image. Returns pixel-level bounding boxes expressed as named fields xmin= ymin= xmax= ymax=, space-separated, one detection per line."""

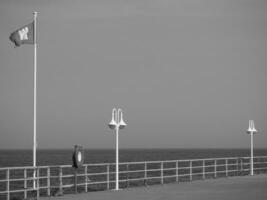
xmin=41 ymin=174 xmax=267 ymax=200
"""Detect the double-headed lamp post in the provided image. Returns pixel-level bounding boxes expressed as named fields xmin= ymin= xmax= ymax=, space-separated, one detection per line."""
xmin=108 ymin=108 xmax=126 ymax=190
xmin=246 ymin=120 xmax=257 ymax=176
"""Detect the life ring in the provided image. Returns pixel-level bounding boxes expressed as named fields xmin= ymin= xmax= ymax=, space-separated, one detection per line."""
xmin=72 ymin=145 xmax=84 ymax=168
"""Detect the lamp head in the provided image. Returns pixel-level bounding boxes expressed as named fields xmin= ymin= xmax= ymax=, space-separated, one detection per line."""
xmin=118 ymin=109 xmax=127 ymax=129
xmin=247 ymin=120 xmax=257 ymax=134
xmin=108 ymin=108 xmax=117 ymax=129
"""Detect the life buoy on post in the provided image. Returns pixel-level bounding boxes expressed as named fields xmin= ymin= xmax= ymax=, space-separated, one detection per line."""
xmin=72 ymin=145 xmax=84 ymax=168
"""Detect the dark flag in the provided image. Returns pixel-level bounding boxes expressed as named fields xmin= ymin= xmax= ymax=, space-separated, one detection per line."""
xmin=9 ymin=22 xmax=34 ymax=47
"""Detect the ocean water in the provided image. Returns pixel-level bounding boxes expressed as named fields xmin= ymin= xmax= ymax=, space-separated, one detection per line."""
xmin=1 ymin=148 xmax=267 ymax=168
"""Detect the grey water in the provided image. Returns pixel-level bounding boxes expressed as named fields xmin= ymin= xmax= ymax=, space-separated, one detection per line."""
xmin=1 ymin=148 xmax=267 ymax=168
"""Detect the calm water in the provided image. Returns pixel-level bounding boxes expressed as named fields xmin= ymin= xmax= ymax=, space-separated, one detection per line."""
xmin=1 ymin=148 xmax=267 ymax=168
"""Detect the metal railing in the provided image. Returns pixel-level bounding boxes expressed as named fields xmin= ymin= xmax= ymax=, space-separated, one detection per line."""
xmin=0 ymin=156 xmax=267 ymax=200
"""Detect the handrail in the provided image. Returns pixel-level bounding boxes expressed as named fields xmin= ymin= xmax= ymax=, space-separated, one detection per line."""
xmin=1 ymin=156 xmax=265 ymax=170
xmin=0 ymin=156 xmax=267 ymax=200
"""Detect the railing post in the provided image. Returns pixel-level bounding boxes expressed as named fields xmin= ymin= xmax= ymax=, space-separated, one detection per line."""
xmin=36 ymin=167 xmax=40 ymax=199
xmin=160 ymin=162 xmax=163 ymax=184
xmin=203 ymin=160 xmax=205 ymax=179
xmin=176 ymin=161 xmax=179 ymax=182
xmin=190 ymin=161 xmax=192 ymax=181
xmin=226 ymin=159 xmax=228 ymax=177
xmin=74 ymin=168 xmax=78 ymax=194
xmin=59 ymin=167 xmax=63 ymax=195
xmin=126 ymin=164 xmax=129 ymax=188
xmin=241 ymin=158 xmax=243 ymax=174
xmin=6 ymin=169 xmax=9 ymax=200
xmin=47 ymin=167 xmax=50 ymax=196
xmin=238 ymin=158 xmax=239 ymax=176
xmin=264 ymin=157 xmax=267 ymax=172
xmin=84 ymin=165 xmax=88 ymax=192
xmin=214 ymin=160 xmax=217 ymax=178
xmin=24 ymin=168 xmax=27 ymax=199
xmin=106 ymin=164 xmax=110 ymax=190
xmin=144 ymin=162 xmax=147 ymax=186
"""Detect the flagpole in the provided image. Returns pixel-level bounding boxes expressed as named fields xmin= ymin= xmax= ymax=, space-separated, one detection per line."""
xmin=33 ymin=11 xmax=37 ymax=189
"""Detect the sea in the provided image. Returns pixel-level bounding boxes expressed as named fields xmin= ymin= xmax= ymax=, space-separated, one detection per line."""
xmin=1 ymin=148 xmax=267 ymax=168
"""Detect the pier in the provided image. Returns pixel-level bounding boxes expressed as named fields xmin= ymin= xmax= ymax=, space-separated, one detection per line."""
xmin=40 ymin=174 xmax=267 ymax=200
xmin=0 ymin=156 xmax=267 ymax=200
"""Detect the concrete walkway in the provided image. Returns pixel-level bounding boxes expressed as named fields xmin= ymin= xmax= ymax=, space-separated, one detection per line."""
xmin=41 ymin=174 xmax=267 ymax=200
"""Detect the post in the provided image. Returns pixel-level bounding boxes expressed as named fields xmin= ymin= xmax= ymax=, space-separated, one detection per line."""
xmin=84 ymin=165 xmax=88 ymax=192
xmin=144 ymin=162 xmax=147 ymax=186
xmin=106 ymin=164 xmax=110 ymax=190
xmin=226 ymin=159 xmax=228 ymax=177
xmin=160 ymin=162 xmax=163 ymax=184
xmin=108 ymin=108 xmax=126 ymax=190
xmin=247 ymin=120 xmax=257 ymax=176
xmin=189 ymin=161 xmax=192 ymax=181
xmin=74 ymin=169 xmax=78 ymax=193
xmin=36 ymin=168 xmax=39 ymax=199
xmin=240 ymin=158 xmax=243 ymax=175
xmin=47 ymin=167 xmax=50 ymax=196
xmin=214 ymin=160 xmax=217 ymax=178
xmin=33 ymin=11 xmax=38 ymax=190
xmin=238 ymin=158 xmax=239 ymax=173
xmin=126 ymin=164 xmax=129 ymax=188
xmin=115 ymin=126 xmax=119 ymax=190
xmin=59 ymin=167 xmax=63 ymax=195
xmin=203 ymin=160 xmax=205 ymax=179
xmin=6 ymin=169 xmax=10 ymax=200
xmin=176 ymin=161 xmax=179 ymax=182
xmin=250 ymin=133 xmax=254 ymax=175
xmin=24 ymin=169 xmax=27 ymax=199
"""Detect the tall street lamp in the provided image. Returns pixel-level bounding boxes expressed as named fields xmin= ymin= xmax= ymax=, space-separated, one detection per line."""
xmin=246 ymin=120 xmax=257 ymax=176
xmin=108 ymin=108 xmax=126 ymax=190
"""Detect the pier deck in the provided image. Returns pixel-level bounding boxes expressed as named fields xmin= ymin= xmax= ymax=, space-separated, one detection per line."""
xmin=41 ymin=174 xmax=267 ymax=200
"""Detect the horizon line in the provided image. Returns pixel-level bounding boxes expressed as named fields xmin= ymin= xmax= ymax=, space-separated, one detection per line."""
xmin=1 ymin=147 xmax=267 ymax=151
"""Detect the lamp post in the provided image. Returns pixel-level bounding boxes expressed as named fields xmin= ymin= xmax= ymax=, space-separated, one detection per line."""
xmin=246 ymin=120 xmax=257 ymax=176
xmin=108 ymin=108 xmax=126 ymax=190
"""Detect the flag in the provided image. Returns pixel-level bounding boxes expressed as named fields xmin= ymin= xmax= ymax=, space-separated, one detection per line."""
xmin=9 ymin=22 xmax=34 ymax=47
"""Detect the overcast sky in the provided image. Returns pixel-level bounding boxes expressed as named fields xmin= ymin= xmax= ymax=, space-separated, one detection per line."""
xmin=0 ymin=0 xmax=266 ymax=149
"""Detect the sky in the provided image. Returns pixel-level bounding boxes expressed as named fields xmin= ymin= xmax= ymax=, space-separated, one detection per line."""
xmin=0 ymin=0 xmax=266 ymax=149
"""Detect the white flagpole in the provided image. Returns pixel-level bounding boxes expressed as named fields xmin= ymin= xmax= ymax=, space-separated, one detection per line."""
xmin=33 ymin=11 xmax=37 ymax=189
